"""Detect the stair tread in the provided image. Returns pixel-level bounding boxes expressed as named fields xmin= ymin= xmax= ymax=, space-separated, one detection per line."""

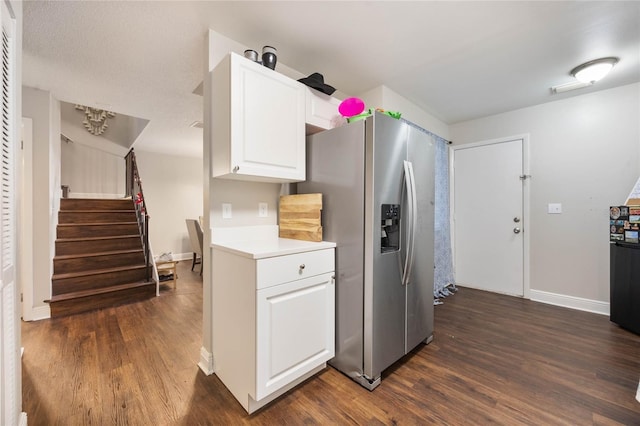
xmin=52 ymin=264 xmax=148 ymax=280
xmin=62 ymin=198 xmax=131 ymax=201
xmin=57 ymin=222 xmax=138 ymax=227
xmin=48 ymin=281 xmax=155 ymax=302
xmin=54 ymin=248 xmax=144 ymax=261
xmin=56 ymin=235 xmax=140 ymax=243
xmin=60 ymin=209 xmax=136 ymax=213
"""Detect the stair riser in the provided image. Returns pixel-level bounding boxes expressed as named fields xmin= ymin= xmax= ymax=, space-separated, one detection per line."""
xmin=56 ymin=237 xmax=142 ymax=256
xmin=49 ymin=284 xmax=156 ymax=317
xmin=58 ymin=211 xmax=138 ymax=224
xmin=57 ymin=223 xmax=140 ymax=238
xmin=52 ymin=267 xmax=150 ymax=295
xmin=54 ymin=252 xmax=145 ymax=275
xmin=60 ymin=199 xmax=134 ymax=211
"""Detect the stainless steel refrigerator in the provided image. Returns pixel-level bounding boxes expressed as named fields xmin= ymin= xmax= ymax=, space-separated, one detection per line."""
xmin=297 ymin=111 xmax=435 ymax=390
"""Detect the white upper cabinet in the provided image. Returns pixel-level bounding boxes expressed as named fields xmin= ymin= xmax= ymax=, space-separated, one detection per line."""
xmin=211 ymin=52 xmax=306 ymax=183
xmin=304 ymin=87 xmax=342 ymax=135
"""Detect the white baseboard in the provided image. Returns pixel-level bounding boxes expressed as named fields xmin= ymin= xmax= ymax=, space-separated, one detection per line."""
xmin=530 ymin=289 xmax=609 ymax=316
xmin=198 ymin=346 xmax=214 ymax=375
xmin=636 ymin=380 xmax=640 ymax=403
xmin=19 ymin=412 xmax=27 ymax=426
xmin=23 ymin=305 xmax=51 ymax=321
xmin=173 ymin=252 xmax=193 ymax=261
xmin=154 ymin=252 xmax=192 ymax=262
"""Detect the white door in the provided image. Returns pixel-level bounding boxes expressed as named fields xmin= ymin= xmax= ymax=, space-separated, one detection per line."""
xmin=0 ymin=1 xmax=22 ymax=424
xmin=452 ymin=138 xmax=526 ymax=296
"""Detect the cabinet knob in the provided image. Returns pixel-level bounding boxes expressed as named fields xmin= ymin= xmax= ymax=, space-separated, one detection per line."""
xmin=299 ymin=264 xmax=305 ymax=270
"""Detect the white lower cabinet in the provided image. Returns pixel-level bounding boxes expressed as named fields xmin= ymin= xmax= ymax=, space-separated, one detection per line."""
xmin=212 ymin=245 xmax=335 ymax=414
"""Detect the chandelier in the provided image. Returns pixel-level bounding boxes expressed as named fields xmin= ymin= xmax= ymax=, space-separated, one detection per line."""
xmin=75 ymin=104 xmax=116 ymax=136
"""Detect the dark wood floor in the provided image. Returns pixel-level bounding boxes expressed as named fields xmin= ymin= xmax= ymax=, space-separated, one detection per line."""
xmin=22 ymin=263 xmax=640 ymax=425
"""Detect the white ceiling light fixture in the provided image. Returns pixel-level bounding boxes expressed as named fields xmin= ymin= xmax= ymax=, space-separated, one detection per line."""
xmin=551 ymin=56 xmax=620 ymax=94
xmin=570 ymin=57 xmax=619 ymax=83
xmin=75 ymin=104 xmax=116 ymax=136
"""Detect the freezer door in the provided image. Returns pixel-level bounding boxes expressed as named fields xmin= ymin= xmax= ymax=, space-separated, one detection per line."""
xmin=298 ymin=122 xmax=366 ymax=379
xmin=365 ymin=114 xmax=409 ymax=379
xmin=405 ymin=125 xmax=435 ymax=352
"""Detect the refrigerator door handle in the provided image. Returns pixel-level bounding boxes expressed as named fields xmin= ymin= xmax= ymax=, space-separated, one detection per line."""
xmin=400 ymin=161 xmax=414 ymax=286
xmin=399 ymin=161 xmax=411 ymax=286
xmin=405 ymin=160 xmax=418 ymax=285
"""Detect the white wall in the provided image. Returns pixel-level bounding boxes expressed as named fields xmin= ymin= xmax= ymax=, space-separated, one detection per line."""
xmin=450 ymin=83 xmax=640 ymax=307
xmin=61 ymin=141 xmax=125 ymax=198
xmin=357 ymin=86 xmax=384 ymax=115
xmin=134 ymin=150 xmax=203 ymax=259
xmin=49 ymin=93 xmax=61 ymax=301
xmin=22 ymin=86 xmax=61 ymax=316
xmin=60 ymin=104 xmax=129 ymax=198
xmin=61 ymin=117 xmax=130 ymax=157
xmin=209 ymin=179 xmax=282 ymax=228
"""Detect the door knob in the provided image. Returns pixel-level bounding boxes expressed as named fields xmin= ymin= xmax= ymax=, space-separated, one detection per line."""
xmin=513 ymin=227 xmax=521 ymax=234
xmin=513 ymin=217 xmax=520 ymax=223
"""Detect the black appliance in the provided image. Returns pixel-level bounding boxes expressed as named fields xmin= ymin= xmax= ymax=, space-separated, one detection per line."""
xmin=610 ymin=242 xmax=640 ymax=335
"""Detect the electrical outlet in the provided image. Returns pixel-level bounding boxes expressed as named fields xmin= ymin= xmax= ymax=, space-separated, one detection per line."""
xmin=548 ymin=203 xmax=562 ymax=214
xmin=259 ymin=202 xmax=268 ymax=217
xmin=222 ymin=203 xmax=232 ymax=219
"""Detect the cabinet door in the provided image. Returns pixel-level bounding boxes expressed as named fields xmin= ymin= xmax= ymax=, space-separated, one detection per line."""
xmin=255 ymin=272 xmax=335 ymax=400
xmin=230 ymin=56 xmax=305 ymax=182
xmin=305 ymin=87 xmax=342 ymax=134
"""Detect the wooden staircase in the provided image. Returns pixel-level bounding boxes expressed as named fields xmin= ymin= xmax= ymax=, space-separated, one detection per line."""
xmin=49 ymin=198 xmax=155 ymax=317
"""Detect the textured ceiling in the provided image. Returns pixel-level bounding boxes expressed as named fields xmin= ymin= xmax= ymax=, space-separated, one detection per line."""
xmin=23 ymin=1 xmax=640 ymax=158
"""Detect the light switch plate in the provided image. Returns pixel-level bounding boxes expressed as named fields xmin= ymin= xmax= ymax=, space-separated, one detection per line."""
xmin=222 ymin=203 xmax=232 ymax=219
xmin=548 ymin=203 xmax=562 ymax=214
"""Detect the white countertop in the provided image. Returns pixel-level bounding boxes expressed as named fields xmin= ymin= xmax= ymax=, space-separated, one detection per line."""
xmin=212 ymin=237 xmax=336 ymax=260
xmin=210 ymin=225 xmax=335 ymax=259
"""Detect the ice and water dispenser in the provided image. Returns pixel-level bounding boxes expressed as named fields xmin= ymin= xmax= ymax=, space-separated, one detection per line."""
xmin=381 ymin=204 xmax=400 ymax=253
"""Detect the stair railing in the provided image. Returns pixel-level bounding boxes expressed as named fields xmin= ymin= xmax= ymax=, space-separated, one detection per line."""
xmin=125 ymin=148 xmax=151 ymax=281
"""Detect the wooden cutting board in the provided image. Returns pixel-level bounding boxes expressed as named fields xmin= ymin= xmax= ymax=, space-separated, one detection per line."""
xmin=279 ymin=193 xmax=323 ymax=242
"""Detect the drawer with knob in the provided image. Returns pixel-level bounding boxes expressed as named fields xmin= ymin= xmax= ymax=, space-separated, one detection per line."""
xmin=256 ymin=248 xmax=334 ymax=290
